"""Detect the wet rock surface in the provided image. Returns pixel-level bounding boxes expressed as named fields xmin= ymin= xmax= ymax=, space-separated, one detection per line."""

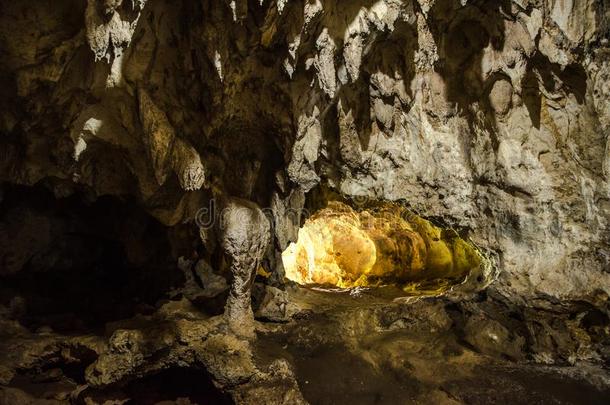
xmin=255 ymin=289 xmax=610 ymax=405
xmin=0 ymin=0 xmax=609 ymax=403
xmin=2 ymin=282 xmax=607 ymax=404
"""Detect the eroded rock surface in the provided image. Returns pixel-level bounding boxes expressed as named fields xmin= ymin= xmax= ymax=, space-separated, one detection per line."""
xmin=219 ymin=197 xmax=271 ymax=337
xmin=0 ymin=0 xmax=609 ymax=403
xmin=282 ymin=200 xmax=487 ymax=289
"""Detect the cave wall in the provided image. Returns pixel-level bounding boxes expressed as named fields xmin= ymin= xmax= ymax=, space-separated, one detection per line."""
xmin=0 ymin=0 xmax=609 ymax=306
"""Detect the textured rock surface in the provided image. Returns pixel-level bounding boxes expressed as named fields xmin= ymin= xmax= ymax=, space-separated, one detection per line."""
xmin=219 ymin=197 xmax=271 ymax=337
xmin=282 ymin=200 xmax=487 ymax=288
xmin=1 ymin=0 xmax=608 ymax=302
xmin=0 ymin=0 xmax=609 ymax=402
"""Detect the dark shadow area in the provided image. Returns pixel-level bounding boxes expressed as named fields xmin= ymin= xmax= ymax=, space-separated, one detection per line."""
xmin=125 ymin=367 xmax=234 ymax=405
xmin=256 ymin=321 xmax=424 ymax=405
xmin=442 ymin=363 xmax=610 ymax=405
xmin=427 ymin=0 xmax=510 ymax=110
xmin=210 ymin=121 xmax=285 ymax=208
xmin=521 ymin=65 xmax=542 ymax=129
xmin=292 ymin=343 xmax=422 ymax=404
xmin=0 ymin=182 xmax=181 ymax=333
xmin=188 ymin=289 xmax=230 ymax=317
xmin=9 ymin=343 xmax=98 ymax=394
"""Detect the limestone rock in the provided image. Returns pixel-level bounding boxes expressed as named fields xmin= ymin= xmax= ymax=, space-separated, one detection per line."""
xmin=138 ymin=88 xmax=205 ymax=191
xmin=287 ymin=108 xmax=322 ymax=192
xmin=219 ymin=198 xmax=271 ymax=337
xmin=138 ymin=88 xmax=176 ymax=185
xmin=488 ymin=78 xmax=513 ymax=115
xmin=171 ymin=137 xmax=206 ymax=191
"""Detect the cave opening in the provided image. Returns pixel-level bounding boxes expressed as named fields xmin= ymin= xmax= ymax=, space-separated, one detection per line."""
xmin=0 ymin=183 xmax=183 ymax=333
xmin=282 ymin=200 xmax=490 ymax=296
xmin=124 ymin=367 xmax=233 ymax=405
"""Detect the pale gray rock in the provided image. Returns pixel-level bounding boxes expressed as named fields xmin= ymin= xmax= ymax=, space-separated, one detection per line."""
xmin=287 ymin=107 xmax=323 ymax=192
xmin=489 ymin=78 xmax=513 ymax=115
xmin=270 ymin=188 xmax=305 ymax=251
xmin=219 ymin=198 xmax=271 ymax=337
xmin=313 ymin=29 xmax=337 ymax=98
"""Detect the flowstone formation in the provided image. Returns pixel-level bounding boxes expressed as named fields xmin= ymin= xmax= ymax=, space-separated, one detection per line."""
xmin=0 ymin=0 xmax=609 ymax=403
xmin=282 ymin=200 xmax=490 ymax=291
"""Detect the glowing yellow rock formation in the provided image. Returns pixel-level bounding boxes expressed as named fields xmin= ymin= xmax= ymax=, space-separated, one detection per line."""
xmin=282 ymin=201 xmax=483 ymax=289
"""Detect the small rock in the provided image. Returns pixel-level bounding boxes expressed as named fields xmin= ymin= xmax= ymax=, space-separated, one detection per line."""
xmin=253 ymin=285 xmax=300 ymax=322
xmin=488 ymin=78 xmax=513 ymax=115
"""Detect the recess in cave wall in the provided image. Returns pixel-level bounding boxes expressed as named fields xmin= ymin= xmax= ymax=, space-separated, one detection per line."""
xmin=282 ymin=199 xmax=494 ymax=295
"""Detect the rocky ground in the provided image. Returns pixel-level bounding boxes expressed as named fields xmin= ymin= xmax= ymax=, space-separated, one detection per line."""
xmin=1 ymin=281 xmax=609 ymax=404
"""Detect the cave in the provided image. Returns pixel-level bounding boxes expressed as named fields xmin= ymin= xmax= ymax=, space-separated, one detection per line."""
xmin=0 ymin=183 xmax=183 ymax=333
xmin=282 ymin=200 xmax=491 ymax=295
xmin=0 ymin=1 xmax=609 ymax=404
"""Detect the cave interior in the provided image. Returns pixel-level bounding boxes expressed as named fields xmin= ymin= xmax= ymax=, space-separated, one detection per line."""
xmin=0 ymin=0 xmax=609 ymax=404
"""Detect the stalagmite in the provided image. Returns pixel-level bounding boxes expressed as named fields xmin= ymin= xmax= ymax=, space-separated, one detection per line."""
xmin=219 ymin=197 xmax=271 ymax=337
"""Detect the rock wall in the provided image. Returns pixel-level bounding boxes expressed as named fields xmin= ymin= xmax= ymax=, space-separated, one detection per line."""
xmin=1 ymin=0 xmax=609 ymax=306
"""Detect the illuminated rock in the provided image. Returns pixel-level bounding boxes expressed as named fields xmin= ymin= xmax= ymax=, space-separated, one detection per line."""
xmin=283 ymin=201 xmax=484 ymax=290
xmin=282 ymin=206 xmax=376 ymax=286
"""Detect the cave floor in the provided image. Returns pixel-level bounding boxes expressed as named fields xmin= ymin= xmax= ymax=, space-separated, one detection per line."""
xmin=252 ymin=287 xmax=610 ymax=405
xmin=1 ymin=286 xmax=609 ymax=404
xmin=255 ymin=320 xmax=609 ymax=405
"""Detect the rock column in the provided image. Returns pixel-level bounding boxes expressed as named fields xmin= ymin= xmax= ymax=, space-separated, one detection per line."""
xmin=219 ymin=197 xmax=270 ymax=337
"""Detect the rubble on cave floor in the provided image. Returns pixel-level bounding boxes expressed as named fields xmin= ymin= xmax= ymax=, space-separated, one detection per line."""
xmin=1 ymin=284 xmax=609 ymax=404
